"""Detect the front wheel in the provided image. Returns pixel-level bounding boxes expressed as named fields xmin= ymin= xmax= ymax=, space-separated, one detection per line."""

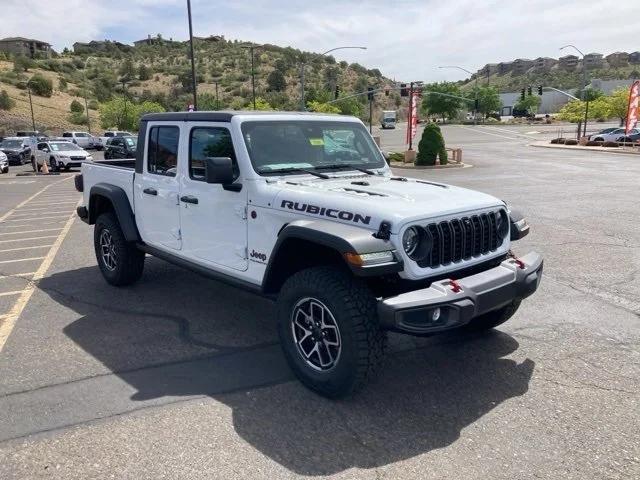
xmin=464 ymin=300 xmax=521 ymax=332
xmin=1 ymin=167 xmax=7 ymax=174
xmin=277 ymin=266 xmax=387 ymax=398
xmin=49 ymin=157 xmax=59 ymax=172
xmin=94 ymin=212 xmax=145 ymax=286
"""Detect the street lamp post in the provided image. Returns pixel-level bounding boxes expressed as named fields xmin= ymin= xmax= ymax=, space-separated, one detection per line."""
xmin=299 ymin=46 xmax=366 ymax=111
xmin=241 ymin=44 xmax=262 ymax=110
xmin=82 ymin=55 xmax=99 ymax=134
xmin=439 ymin=65 xmax=478 ymax=124
xmin=186 ymin=0 xmax=198 ymax=110
xmin=560 ymin=44 xmax=588 ymax=137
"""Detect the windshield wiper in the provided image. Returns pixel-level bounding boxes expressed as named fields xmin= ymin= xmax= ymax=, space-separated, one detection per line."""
xmin=315 ymin=164 xmax=379 ymax=175
xmin=258 ymin=167 xmax=330 ymax=179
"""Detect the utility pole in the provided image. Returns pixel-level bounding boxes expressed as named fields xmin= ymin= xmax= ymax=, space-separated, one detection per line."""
xmin=215 ymin=81 xmax=219 ymax=110
xmin=250 ymin=46 xmax=256 ymax=109
xmin=368 ymin=87 xmax=374 ymax=134
xmin=186 ymin=0 xmax=198 ymax=110
xmin=27 ymin=85 xmax=36 ymax=131
xmin=121 ymin=80 xmax=128 ymax=130
xmin=408 ymin=82 xmax=414 ymax=151
xmin=299 ymin=62 xmax=306 ymax=111
xmin=560 ymin=44 xmax=588 ymax=137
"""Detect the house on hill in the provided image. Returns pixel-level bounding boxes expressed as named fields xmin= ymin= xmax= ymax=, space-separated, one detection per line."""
xmin=0 ymin=37 xmax=51 ymax=58
xmin=583 ymin=52 xmax=603 ymax=68
xmin=533 ymin=57 xmax=557 ymax=72
xmin=73 ymin=40 xmax=132 ymax=54
xmin=512 ymin=58 xmax=534 ymax=75
xmin=629 ymin=52 xmax=640 ymax=64
xmin=497 ymin=61 xmax=513 ymax=75
xmin=559 ymin=54 xmax=579 ymax=70
xmin=133 ymin=34 xmax=179 ymax=47
xmin=605 ymin=52 xmax=629 ymax=67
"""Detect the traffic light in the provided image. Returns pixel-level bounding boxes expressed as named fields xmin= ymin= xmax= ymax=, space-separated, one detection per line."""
xmin=400 ymin=83 xmax=408 ymax=97
xmin=367 ymin=87 xmax=374 ymax=101
xmin=334 ymin=85 xmax=340 ymax=100
xmin=527 ymin=86 xmax=532 ymax=96
xmin=520 ymin=88 xmax=525 ymax=100
xmin=538 ymin=85 xmax=543 ymax=95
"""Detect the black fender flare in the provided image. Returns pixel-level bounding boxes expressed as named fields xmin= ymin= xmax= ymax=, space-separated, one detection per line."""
xmin=88 ymin=183 xmax=141 ymax=242
xmin=509 ymin=209 xmax=530 ymax=241
xmin=262 ymin=219 xmax=402 ymax=293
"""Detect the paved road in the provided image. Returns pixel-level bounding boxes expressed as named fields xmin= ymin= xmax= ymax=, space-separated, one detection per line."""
xmin=0 ymin=128 xmax=638 ymax=479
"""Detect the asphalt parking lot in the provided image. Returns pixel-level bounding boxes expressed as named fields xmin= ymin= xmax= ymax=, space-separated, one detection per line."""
xmin=0 ymin=124 xmax=638 ymax=479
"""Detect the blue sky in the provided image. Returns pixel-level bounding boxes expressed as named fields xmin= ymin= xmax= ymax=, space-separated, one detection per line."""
xmin=4 ymin=0 xmax=640 ymax=81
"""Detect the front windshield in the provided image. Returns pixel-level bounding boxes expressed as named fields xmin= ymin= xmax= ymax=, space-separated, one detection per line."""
xmin=0 ymin=140 xmax=23 ymax=148
xmin=241 ymin=120 xmax=385 ymax=175
xmin=50 ymin=142 xmax=81 ymax=151
xmin=124 ymin=137 xmax=137 ymax=147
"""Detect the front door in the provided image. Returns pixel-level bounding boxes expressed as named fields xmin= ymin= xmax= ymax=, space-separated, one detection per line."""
xmin=134 ymin=124 xmax=182 ymax=250
xmin=179 ymin=123 xmax=248 ymax=271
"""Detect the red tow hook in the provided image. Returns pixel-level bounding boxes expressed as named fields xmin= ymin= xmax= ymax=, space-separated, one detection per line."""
xmin=514 ymin=258 xmax=526 ymax=270
xmin=448 ymin=279 xmax=463 ymax=293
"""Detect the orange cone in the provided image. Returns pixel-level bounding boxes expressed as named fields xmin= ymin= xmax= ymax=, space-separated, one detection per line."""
xmin=41 ymin=160 xmax=49 ymax=174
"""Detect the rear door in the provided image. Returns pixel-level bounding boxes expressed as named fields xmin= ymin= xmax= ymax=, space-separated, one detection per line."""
xmin=178 ymin=123 xmax=248 ymax=271
xmin=134 ymin=123 xmax=182 ymax=250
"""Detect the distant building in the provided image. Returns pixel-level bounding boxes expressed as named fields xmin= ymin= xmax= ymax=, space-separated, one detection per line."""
xmin=477 ymin=63 xmax=498 ymax=77
xmin=73 ymin=40 xmax=132 ymax=54
xmin=499 ymin=89 xmax=575 ymax=116
xmin=583 ymin=52 xmax=603 ymax=68
xmin=589 ymin=78 xmax=637 ymax=94
xmin=497 ymin=61 xmax=513 ymax=75
xmin=533 ymin=57 xmax=557 ymax=72
xmin=629 ymin=52 xmax=640 ymax=64
xmin=133 ymin=34 xmax=179 ymax=47
xmin=605 ymin=52 xmax=629 ymax=67
xmin=559 ymin=54 xmax=579 ymax=70
xmin=192 ymin=35 xmax=225 ymax=43
xmin=512 ymin=58 xmax=534 ymax=75
xmin=0 ymin=37 xmax=51 ymax=58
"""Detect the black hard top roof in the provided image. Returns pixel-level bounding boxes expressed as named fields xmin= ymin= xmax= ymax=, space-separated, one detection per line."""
xmin=141 ymin=110 xmax=340 ymax=122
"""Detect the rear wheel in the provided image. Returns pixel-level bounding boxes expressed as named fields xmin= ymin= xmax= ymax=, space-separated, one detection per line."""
xmin=594 ymin=137 xmax=604 ymax=142
xmin=464 ymin=300 xmax=521 ymax=332
xmin=277 ymin=266 xmax=387 ymax=398
xmin=49 ymin=157 xmax=59 ymax=172
xmin=31 ymin=156 xmax=36 ymax=172
xmin=1 ymin=167 xmax=7 ymax=174
xmin=94 ymin=212 xmax=145 ymax=286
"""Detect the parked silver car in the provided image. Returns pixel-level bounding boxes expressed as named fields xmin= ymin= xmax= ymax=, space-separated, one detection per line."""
xmin=590 ymin=128 xmax=640 ymax=142
xmin=35 ymin=140 xmax=93 ymax=172
xmin=61 ymin=131 xmax=101 ymax=150
xmin=0 ymin=151 xmax=8 ymax=173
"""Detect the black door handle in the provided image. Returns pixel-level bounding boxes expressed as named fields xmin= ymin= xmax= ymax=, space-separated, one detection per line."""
xmin=143 ymin=187 xmax=157 ymax=196
xmin=180 ymin=195 xmax=198 ymax=204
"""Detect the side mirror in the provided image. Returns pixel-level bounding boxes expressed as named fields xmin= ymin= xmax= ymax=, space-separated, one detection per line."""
xmin=205 ymin=157 xmax=235 ymax=185
xmin=42 ymin=148 xmax=49 ymax=153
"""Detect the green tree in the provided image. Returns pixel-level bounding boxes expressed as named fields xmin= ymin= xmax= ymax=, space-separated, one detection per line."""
xmin=307 ymin=100 xmax=340 ymax=113
xmin=253 ymin=97 xmax=273 ymax=111
xmin=93 ymin=71 xmax=117 ymax=102
xmin=70 ymin=99 xmax=84 ymax=113
xmin=556 ymin=100 xmax=586 ymax=123
xmin=606 ymin=87 xmax=631 ymax=125
xmin=99 ymin=97 xmax=164 ymax=130
xmin=334 ymin=96 xmax=362 ymax=117
xmin=119 ymin=58 xmax=135 ymax=81
xmin=266 ymin=69 xmax=286 ymax=92
xmin=467 ymin=85 xmax=501 ymax=118
xmin=416 ymin=122 xmax=447 ymax=166
xmin=138 ymin=64 xmax=151 ymax=81
xmin=0 ymin=90 xmax=15 ymax=110
xmin=27 ymin=74 xmax=53 ymax=97
xmin=58 ymin=77 xmax=68 ymax=91
xmin=514 ymin=95 xmax=541 ymax=113
xmin=13 ymin=55 xmax=35 ymax=72
xmin=422 ymin=82 xmax=463 ymax=122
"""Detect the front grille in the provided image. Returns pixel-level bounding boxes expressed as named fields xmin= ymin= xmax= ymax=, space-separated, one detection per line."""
xmin=70 ymin=156 xmax=86 ymax=160
xmin=417 ymin=211 xmax=504 ymax=268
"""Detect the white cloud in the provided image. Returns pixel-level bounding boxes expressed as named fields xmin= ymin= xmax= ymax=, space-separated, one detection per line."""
xmin=4 ymin=0 xmax=640 ymax=81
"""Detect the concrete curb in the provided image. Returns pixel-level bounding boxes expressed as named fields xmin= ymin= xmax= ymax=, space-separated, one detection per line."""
xmin=390 ymin=162 xmax=472 ymax=170
xmin=529 ymin=141 xmax=640 ymax=156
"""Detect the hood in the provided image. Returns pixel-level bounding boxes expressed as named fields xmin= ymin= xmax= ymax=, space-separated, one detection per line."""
xmin=260 ymin=173 xmax=504 ymax=232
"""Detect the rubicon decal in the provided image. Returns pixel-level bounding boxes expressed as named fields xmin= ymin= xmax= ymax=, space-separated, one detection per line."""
xmin=280 ymin=200 xmax=371 ymax=225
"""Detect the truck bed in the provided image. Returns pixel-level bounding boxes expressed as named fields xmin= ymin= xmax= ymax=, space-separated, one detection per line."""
xmin=81 ymin=160 xmax=136 ymax=211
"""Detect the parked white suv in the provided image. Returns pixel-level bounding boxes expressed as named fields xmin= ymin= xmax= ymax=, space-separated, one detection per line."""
xmin=35 ymin=140 xmax=93 ymax=171
xmin=75 ymin=111 xmax=542 ymax=398
xmin=61 ymin=131 xmax=101 ymax=150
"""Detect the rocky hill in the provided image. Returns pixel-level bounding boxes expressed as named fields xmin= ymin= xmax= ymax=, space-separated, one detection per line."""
xmin=0 ymin=36 xmax=400 ymax=135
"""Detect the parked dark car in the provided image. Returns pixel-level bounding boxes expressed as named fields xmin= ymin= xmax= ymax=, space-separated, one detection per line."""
xmin=103 ymin=135 xmax=137 ymax=160
xmin=618 ymin=131 xmax=640 ymax=143
xmin=0 ymin=137 xmax=31 ymax=165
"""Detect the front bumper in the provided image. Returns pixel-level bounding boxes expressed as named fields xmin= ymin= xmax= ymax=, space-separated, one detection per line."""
xmin=378 ymin=252 xmax=543 ymax=334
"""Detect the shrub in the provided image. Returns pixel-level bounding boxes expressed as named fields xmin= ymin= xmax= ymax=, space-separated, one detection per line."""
xmin=58 ymin=77 xmax=68 ymax=91
xmin=138 ymin=64 xmax=151 ymax=81
xmin=603 ymin=141 xmax=619 ymax=148
xmin=68 ymin=112 xmax=88 ymax=125
xmin=0 ymin=90 xmax=15 ymax=110
xmin=88 ymin=99 xmax=99 ymax=110
xmin=563 ymin=139 xmax=578 ymax=145
xmin=550 ymin=138 xmax=565 ymax=144
xmin=386 ymin=152 xmax=404 ymax=163
xmin=416 ymin=122 xmax=447 ymax=166
xmin=586 ymin=140 xmax=603 ymax=146
xmin=27 ymin=74 xmax=53 ymax=97
xmin=70 ymin=99 xmax=84 ymax=113
xmin=13 ymin=55 xmax=35 ymax=72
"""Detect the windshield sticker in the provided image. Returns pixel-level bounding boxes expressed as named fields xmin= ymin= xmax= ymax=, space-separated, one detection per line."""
xmin=309 ymin=138 xmax=324 ymax=146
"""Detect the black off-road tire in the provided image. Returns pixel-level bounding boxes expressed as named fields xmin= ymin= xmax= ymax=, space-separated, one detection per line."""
xmin=94 ymin=212 xmax=145 ymax=286
xmin=464 ymin=300 xmax=521 ymax=332
xmin=277 ymin=266 xmax=387 ymax=398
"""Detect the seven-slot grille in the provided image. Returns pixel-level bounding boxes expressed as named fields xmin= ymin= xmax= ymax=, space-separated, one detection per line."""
xmin=417 ymin=211 xmax=504 ymax=268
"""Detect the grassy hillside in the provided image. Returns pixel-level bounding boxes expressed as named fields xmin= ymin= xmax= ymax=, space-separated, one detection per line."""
xmin=0 ymin=38 xmax=401 ymax=135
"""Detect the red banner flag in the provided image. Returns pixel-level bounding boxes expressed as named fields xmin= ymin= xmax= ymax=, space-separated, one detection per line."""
xmin=625 ymin=80 xmax=640 ymax=134
xmin=406 ymin=92 xmax=419 ymax=145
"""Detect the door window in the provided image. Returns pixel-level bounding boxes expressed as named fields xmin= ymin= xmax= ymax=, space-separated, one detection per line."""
xmin=189 ymin=127 xmax=237 ymax=181
xmin=147 ymin=126 xmax=180 ymax=177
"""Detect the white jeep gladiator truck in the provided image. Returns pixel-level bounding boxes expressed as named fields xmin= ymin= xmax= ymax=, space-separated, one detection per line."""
xmin=75 ymin=111 xmax=542 ymax=398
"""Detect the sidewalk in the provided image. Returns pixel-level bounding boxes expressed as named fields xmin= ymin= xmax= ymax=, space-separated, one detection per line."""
xmin=529 ymin=140 xmax=640 ymax=156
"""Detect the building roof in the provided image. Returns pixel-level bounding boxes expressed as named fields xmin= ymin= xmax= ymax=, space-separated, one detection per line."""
xmin=585 ymin=52 xmax=603 ymax=57
xmin=0 ymin=37 xmax=51 ymax=45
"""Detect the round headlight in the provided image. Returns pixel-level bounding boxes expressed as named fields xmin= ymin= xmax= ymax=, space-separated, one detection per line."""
xmin=402 ymin=227 xmax=420 ymax=257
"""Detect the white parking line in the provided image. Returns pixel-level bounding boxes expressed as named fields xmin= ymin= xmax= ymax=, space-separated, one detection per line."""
xmin=4 ymin=215 xmax=70 ymax=222
xmin=0 ymin=257 xmax=46 ymax=264
xmin=0 ymin=177 xmax=72 ymax=224
xmin=0 ymin=245 xmax=54 ymax=253
xmin=0 ymin=291 xmax=23 ymax=298
xmin=27 ymin=201 xmax=78 ymax=206
xmin=0 ymin=228 xmax=63 ymax=236
xmin=0 ymin=272 xmax=35 ymax=280
xmin=11 ymin=211 xmax=75 ymax=217
xmin=0 ymin=210 xmax=77 ymax=352
xmin=0 ymin=235 xmax=59 ymax=244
